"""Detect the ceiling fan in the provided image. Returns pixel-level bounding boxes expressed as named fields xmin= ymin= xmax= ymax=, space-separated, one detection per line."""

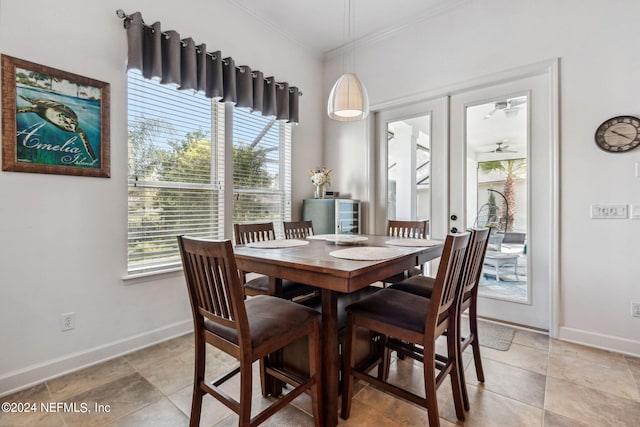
xmin=485 ymin=141 xmax=517 ymax=153
xmin=483 ymin=98 xmax=526 ymax=119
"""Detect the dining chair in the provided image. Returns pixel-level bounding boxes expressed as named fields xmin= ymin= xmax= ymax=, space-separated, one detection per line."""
xmin=341 ymin=233 xmax=470 ymax=426
xmin=283 ymin=220 xmax=314 ymax=239
xmin=386 ymin=219 xmax=429 ymax=239
xmin=389 ymin=228 xmax=491 ymax=410
xmin=177 ymin=236 xmax=322 ymax=427
xmin=234 ymin=222 xmax=315 ymax=300
xmin=382 ymin=219 xmax=430 ymax=284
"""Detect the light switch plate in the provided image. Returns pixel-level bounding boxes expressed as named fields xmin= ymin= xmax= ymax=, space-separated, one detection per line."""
xmin=590 ymin=204 xmax=628 ymax=219
xmin=631 ymin=204 xmax=640 ymax=219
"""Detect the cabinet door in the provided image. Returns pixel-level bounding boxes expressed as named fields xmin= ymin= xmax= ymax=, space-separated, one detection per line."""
xmin=336 ymin=200 xmax=360 ymax=234
xmin=302 ymin=199 xmax=336 ymax=234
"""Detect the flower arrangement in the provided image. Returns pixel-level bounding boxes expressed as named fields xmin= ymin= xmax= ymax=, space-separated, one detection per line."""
xmin=309 ymin=167 xmax=332 ymax=187
xmin=309 ymin=167 xmax=331 ymax=198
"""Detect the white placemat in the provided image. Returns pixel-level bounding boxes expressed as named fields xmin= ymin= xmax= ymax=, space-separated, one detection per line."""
xmin=325 ymin=235 xmax=368 ymax=244
xmin=329 ymin=246 xmax=404 ymax=261
xmin=385 ymin=238 xmax=443 ymax=247
xmin=306 ymin=234 xmax=342 ymax=240
xmin=245 ymin=239 xmax=310 ymax=249
xmin=306 ymin=234 xmax=341 ymax=240
xmin=307 ymin=234 xmax=368 ymax=244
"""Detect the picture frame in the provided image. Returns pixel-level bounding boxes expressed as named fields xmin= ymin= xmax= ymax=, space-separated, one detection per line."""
xmin=2 ymin=55 xmax=110 ymax=177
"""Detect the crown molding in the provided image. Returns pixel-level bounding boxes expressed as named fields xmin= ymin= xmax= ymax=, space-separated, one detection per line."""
xmin=226 ymin=0 xmax=471 ymax=60
xmin=324 ymin=0 xmax=471 ymax=59
xmin=225 ymin=0 xmax=325 ymax=59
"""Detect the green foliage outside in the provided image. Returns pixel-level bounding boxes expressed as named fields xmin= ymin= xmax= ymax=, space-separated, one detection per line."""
xmin=128 ymin=116 xmax=275 ymax=267
xmin=479 ymin=159 xmax=527 ymax=231
xmin=232 ymin=142 xmax=275 ymax=223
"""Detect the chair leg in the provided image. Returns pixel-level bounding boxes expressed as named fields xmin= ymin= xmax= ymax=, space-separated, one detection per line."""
xmin=446 ymin=323 xmax=465 ymax=422
xmin=457 ymin=316 xmax=470 ymax=411
xmin=259 ymin=357 xmax=269 ymax=397
xmin=469 ymin=306 xmax=485 ymax=383
xmin=472 ymin=338 xmax=484 ymax=381
xmin=340 ymin=316 xmax=357 ymax=420
xmin=189 ymin=386 xmax=204 ymax=427
xmin=423 ymin=351 xmax=441 ymax=427
xmin=239 ymin=360 xmax=253 ymax=427
xmin=380 ymin=336 xmax=391 ymax=381
xmin=308 ymin=322 xmax=323 ymax=427
xmin=190 ymin=334 xmax=206 ymax=427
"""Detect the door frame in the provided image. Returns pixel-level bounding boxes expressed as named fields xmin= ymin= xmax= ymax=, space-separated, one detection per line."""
xmin=369 ymin=59 xmax=559 ymax=337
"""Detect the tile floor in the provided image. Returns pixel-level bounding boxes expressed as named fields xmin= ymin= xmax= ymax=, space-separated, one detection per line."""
xmin=2 ymin=327 xmax=639 ymax=426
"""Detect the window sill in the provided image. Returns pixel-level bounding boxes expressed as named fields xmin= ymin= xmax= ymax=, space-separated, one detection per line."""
xmin=122 ymin=266 xmax=184 ymax=285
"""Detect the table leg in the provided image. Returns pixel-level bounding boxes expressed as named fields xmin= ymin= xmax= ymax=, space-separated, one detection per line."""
xmin=321 ymin=289 xmax=339 ymax=427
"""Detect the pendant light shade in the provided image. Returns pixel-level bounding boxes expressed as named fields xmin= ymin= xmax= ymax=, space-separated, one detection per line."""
xmin=327 ymin=73 xmax=369 ymax=121
xmin=327 ymin=0 xmax=369 ymax=121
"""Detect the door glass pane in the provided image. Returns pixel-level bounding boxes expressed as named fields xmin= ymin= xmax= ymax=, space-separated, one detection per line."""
xmin=466 ymin=96 xmax=528 ymax=302
xmin=387 ymin=115 xmax=431 ymax=227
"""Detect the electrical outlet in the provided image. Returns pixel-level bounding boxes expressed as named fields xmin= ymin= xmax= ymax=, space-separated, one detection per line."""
xmin=632 ymin=302 xmax=640 ymax=318
xmin=61 ymin=312 xmax=76 ymax=331
xmin=590 ymin=204 xmax=628 ymax=219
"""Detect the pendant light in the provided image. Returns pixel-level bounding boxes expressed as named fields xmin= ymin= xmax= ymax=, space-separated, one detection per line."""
xmin=327 ymin=0 xmax=369 ymax=121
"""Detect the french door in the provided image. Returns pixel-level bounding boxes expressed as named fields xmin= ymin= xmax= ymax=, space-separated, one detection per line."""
xmin=449 ymin=72 xmax=554 ymax=330
xmin=375 ymin=98 xmax=449 ymax=242
xmin=375 ymin=65 xmax=557 ymax=330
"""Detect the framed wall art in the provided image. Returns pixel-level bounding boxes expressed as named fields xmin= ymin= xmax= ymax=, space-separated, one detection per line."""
xmin=1 ymin=55 xmax=110 ymax=177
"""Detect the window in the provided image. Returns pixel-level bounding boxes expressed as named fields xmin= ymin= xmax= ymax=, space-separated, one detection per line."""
xmin=127 ymin=71 xmax=291 ymax=276
xmin=232 ymin=107 xmax=292 ymax=237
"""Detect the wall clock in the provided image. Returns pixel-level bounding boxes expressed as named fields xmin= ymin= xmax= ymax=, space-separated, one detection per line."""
xmin=594 ymin=116 xmax=640 ymax=153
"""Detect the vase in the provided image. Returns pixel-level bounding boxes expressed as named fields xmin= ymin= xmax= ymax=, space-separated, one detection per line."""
xmin=314 ymin=184 xmax=325 ymax=199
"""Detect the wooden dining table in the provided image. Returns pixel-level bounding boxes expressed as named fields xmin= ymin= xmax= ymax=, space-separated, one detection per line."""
xmin=233 ymin=234 xmax=443 ymax=427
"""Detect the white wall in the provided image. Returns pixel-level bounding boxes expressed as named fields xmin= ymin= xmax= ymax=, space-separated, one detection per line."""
xmin=0 ymin=0 xmax=323 ymax=395
xmin=324 ymin=0 xmax=640 ymax=354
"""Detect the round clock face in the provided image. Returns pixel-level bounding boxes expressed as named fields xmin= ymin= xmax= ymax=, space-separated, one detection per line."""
xmin=595 ymin=116 xmax=640 ymax=152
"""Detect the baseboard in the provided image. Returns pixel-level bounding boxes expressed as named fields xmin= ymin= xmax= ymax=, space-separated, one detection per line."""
xmin=0 ymin=320 xmax=193 ymax=398
xmin=558 ymin=326 xmax=640 ymax=357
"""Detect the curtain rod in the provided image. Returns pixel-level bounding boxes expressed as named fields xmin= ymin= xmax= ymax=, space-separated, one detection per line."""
xmin=115 ymin=9 xmax=302 ymax=95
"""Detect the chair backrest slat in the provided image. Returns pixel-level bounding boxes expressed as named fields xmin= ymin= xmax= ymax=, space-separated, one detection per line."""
xmin=283 ymin=220 xmax=314 ymax=239
xmin=178 ymin=236 xmax=248 ymax=340
xmin=426 ymin=233 xmax=470 ymax=329
xmin=461 ymin=228 xmax=491 ymax=298
xmin=208 ymin=255 xmax=229 ymax=318
xmin=234 ymin=222 xmax=276 ymax=245
xmin=386 ymin=220 xmax=429 ymax=239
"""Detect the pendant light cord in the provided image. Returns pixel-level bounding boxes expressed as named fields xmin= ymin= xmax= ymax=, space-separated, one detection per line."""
xmin=351 ymin=0 xmax=356 ymax=75
xmin=341 ymin=0 xmax=347 ymax=76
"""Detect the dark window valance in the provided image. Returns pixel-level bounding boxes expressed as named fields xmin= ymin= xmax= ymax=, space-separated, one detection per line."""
xmin=118 ymin=10 xmax=301 ymax=124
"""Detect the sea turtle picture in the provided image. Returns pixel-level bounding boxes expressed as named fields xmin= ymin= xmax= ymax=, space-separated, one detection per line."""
xmin=16 ymin=96 xmax=97 ymax=161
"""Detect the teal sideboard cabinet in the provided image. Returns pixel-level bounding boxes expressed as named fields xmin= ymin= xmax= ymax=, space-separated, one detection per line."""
xmin=302 ymin=199 xmax=361 ymax=235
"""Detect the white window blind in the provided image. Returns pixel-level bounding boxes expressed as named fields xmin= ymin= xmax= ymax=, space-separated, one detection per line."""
xmin=127 ymin=70 xmax=224 ymax=275
xmin=127 ymin=71 xmax=292 ymax=275
xmin=232 ymin=108 xmax=291 ymax=238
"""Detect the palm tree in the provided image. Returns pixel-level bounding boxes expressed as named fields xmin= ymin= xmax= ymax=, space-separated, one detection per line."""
xmin=479 ymin=159 xmax=527 ymax=231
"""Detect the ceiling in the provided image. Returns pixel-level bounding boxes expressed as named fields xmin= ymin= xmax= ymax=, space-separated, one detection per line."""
xmin=228 ymin=0 xmax=526 ymax=156
xmin=227 ymin=0 xmax=459 ymax=54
